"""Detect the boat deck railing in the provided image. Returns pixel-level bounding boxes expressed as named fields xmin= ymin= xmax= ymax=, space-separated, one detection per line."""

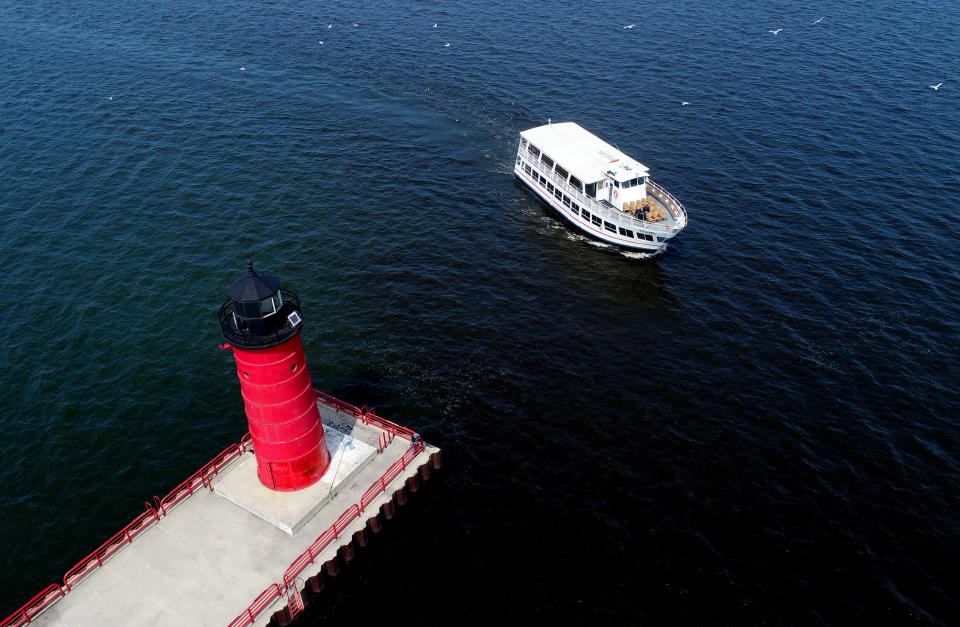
xmin=519 ymin=149 xmax=687 ymax=234
xmin=647 ymin=179 xmax=688 ymax=229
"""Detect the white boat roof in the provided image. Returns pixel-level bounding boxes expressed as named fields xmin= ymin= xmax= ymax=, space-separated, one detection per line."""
xmin=520 ymin=122 xmax=649 ymax=184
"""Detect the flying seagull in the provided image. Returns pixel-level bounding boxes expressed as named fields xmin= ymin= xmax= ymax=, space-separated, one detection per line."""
xmin=813 ymin=17 xmax=824 ymax=24
xmin=444 ymin=42 xmax=450 ymax=47
xmin=623 ymin=24 xmax=635 ymax=29
xmin=769 ymin=28 xmax=783 ymax=35
xmin=353 ymin=23 xmax=358 ymax=27
xmin=930 ymin=83 xmax=943 ymax=91
xmin=433 ymin=23 xmax=438 ymax=28
xmin=327 ymin=24 xmax=332 ymax=29
xmin=318 ymin=40 xmax=324 ymax=45
xmin=240 ymin=66 xmax=246 ymax=71
xmin=681 ymin=101 xmax=689 ymax=106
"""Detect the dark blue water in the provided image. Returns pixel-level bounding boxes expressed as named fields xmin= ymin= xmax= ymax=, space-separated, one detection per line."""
xmin=1 ymin=0 xmax=959 ymax=624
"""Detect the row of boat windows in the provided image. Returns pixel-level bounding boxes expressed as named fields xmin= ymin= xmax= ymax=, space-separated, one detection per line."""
xmin=522 ymin=140 xmax=586 ymax=193
xmin=521 ymin=161 xmax=656 ymax=242
xmin=615 ymin=177 xmax=646 ymax=189
xmin=520 ymin=138 xmax=645 ymax=194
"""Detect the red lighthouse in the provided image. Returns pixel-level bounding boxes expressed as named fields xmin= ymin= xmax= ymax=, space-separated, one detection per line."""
xmin=218 ymin=262 xmax=331 ymax=491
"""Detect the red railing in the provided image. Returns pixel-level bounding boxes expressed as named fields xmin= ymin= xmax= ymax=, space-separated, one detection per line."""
xmin=2 ymin=390 xmax=425 ymax=627
xmin=159 ymin=440 xmax=251 ymax=515
xmin=360 ymin=443 xmax=423 ymax=511
xmin=62 ymin=506 xmax=161 ymax=590
xmin=0 ymin=584 xmax=65 ymax=626
xmin=282 ymin=505 xmax=362 ymax=586
xmin=314 ymin=391 xmax=417 ymax=441
xmin=226 ymin=583 xmax=283 ymax=627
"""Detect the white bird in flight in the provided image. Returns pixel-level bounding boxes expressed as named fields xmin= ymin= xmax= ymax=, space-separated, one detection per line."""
xmin=240 ymin=66 xmax=246 ymax=71
xmin=681 ymin=101 xmax=689 ymax=106
xmin=107 ymin=95 xmax=113 ymax=100
xmin=813 ymin=17 xmax=824 ymax=24
xmin=930 ymin=83 xmax=943 ymax=91
xmin=769 ymin=28 xmax=782 ymax=35
xmin=352 ymin=23 xmax=358 ymax=27
xmin=623 ymin=24 xmax=635 ymax=29
xmin=327 ymin=24 xmax=332 ymax=29
xmin=433 ymin=23 xmax=438 ymax=28
xmin=444 ymin=42 xmax=450 ymax=47
xmin=318 ymin=40 xmax=324 ymax=45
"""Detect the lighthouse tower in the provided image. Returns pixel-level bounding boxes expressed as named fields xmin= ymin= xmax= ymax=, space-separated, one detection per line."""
xmin=218 ymin=261 xmax=331 ymax=491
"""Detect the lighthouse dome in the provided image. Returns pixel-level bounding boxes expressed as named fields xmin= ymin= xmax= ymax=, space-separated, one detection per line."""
xmin=219 ymin=261 xmax=304 ymax=349
xmin=228 ymin=260 xmax=281 ymax=302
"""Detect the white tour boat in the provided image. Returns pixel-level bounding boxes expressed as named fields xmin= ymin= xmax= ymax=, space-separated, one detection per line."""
xmin=514 ymin=122 xmax=688 ymax=255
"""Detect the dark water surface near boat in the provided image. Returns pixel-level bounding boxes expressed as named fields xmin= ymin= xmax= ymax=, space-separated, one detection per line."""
xmin=1 ymin=0 xmax=959 ymax=624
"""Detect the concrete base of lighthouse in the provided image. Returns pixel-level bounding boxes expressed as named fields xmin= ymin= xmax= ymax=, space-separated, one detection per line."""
xmin=24 ymin=399 xmax=439 ymax=627
xmin=214 ymin=425 xmax=378 ymax=535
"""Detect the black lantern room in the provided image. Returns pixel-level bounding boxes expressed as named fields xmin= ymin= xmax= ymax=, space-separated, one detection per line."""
xmin=218 ymin=261 xmax=304 ymax=348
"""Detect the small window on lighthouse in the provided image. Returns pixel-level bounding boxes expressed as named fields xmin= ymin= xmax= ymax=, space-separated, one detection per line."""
xmin=259 ymin=295 xmax=278 ymax=317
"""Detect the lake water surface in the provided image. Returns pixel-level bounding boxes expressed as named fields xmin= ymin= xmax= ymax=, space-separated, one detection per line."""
xmin=1 ymin=0 xmax=958 ymax=624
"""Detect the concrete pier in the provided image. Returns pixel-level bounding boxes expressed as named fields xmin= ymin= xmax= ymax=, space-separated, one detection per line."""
xmin=25 ymin=400 xmax=438 ymax=626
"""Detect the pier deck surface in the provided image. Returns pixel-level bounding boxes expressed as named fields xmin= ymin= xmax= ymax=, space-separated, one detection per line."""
xmin=30 ymin=403 xmax=437 ymax=626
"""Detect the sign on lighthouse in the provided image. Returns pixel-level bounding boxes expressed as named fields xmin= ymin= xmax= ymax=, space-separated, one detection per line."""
xmin=218 ymin=261 xmax=331 ymax=491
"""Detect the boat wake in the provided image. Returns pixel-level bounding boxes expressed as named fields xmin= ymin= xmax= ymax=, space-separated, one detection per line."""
xmin=620 ymin=249 xmax=658 ymax=260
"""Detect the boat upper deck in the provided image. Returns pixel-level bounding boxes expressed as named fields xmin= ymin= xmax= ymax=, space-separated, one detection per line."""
xmin=520 ymin=122 xmax=648 ymax=185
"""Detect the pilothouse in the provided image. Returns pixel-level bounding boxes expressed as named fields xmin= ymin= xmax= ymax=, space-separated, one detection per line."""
xmin=514 ymin=122 xmax=688 ymax=255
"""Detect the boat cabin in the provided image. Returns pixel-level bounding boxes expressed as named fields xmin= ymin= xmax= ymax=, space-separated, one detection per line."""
xmin=519 ymin=122 xmax=650 ymax=213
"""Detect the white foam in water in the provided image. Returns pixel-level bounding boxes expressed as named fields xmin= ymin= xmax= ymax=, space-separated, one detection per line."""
xmin=620 ymin=250 xmax=656 ymax=260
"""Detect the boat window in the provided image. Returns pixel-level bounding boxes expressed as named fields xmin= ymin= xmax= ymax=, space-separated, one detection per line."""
xmin=528 ymin=144 xmax=540 ymax=159
xmin=582 ymin=209 xmax=590 ymax=219
xmin=541 ymin=154 xmax=554 ymax=169
xmin=584 ymin=182 xmax=597 ymax=197
xmin=547 ymin=182 xmax=554 ymax=192
xmin=555 ymin=165 xmax=569 ymax=180
xmin=520 ymin=138 xmax=527 ymax=148
xmin=562 ymin=195 xmax=571 ymax=207
xmin=591 ymin=215 xmax=602 ymax=226
xmin=569 ymin=176 xmax=583 ymax=191
xmin=657 ymin=236 xmax=666 ymax=242
xmin=572 ymin=202 xmax=580 ymax=213
xmin=553 ymin=188 xmax=562 ymax=200
xmin=604 ymin=221 xmax=616 ymax=232
xmin=523 ymin=164 xmax=532 ymax=175
xmin=539 ymin=174 xmax=546 ymax=185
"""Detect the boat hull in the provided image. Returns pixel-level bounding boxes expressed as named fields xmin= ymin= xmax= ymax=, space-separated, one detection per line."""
xmin=513 ymin=168 xmax=664 ymax=255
